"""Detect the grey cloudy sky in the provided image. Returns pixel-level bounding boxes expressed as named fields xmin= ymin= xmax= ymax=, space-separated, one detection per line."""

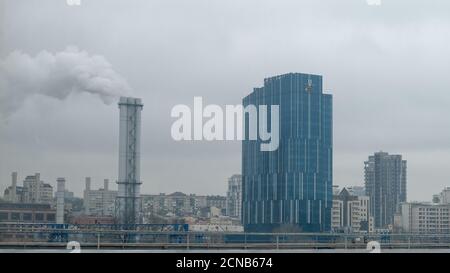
xmin=1 ymin=0 xmax=450 ymax=201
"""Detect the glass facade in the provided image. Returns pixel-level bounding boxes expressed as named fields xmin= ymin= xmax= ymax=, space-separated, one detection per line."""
xmin=242 ymin=73 xmax=333 ymax=232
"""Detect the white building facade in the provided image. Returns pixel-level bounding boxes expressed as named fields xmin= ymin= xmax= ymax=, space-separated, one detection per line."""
xmin=399 ymin=202 xmax=450 ymax=234
xmin=397 ymin=188 xmax=450 ymax=234
xmin=226 ymin=174 xmax=242 ymax=219
xmin=332 ymin=187 xmax=373 ymax=233
xmin=83 ymin=178 xmax=117 ymax=216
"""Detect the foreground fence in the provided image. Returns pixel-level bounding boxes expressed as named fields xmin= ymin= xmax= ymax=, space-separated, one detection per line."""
xmin=1 ymin=223 xmax=450 ymax=250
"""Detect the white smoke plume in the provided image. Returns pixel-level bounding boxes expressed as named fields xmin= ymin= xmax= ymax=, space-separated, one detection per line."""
xmin=0 ymin=46 xmax=132 ymax=117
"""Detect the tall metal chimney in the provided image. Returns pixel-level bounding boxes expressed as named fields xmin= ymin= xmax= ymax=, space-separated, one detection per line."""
xmin=104 ymin=179 xmax=109 ymax=191
xmin=11 ymin=172 xmax=17 ymax=203
xmin=56 ymin=177 xmax=65 ymax=224
xmin=34 ymin=173 xmax=41 ymax=203
xmin=116 ymin=97 xmax=143 ymax=227
xmin=84 ymin=177 xmax=91 ymax=215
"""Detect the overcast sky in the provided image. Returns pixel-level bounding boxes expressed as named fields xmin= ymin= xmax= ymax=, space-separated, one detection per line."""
xmin=1 ymin=0 xmax=450 ymax=201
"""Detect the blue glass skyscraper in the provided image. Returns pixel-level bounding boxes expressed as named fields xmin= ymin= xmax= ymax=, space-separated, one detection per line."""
xmin=242 ymin=73 xmax=333 ymax=232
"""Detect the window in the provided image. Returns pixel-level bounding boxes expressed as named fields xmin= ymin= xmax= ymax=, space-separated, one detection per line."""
xmin=23 ymin=213 xmax=32 ymax=221
xmin=11 ymin=213 xmax=20 ymax=221
xmin=0 ymin=212 xmax=8 ymax=221
xmin=46 ymin=214 xmax=55 ymax=222
xmin=35 ymin=213 xmax=44 ymax=221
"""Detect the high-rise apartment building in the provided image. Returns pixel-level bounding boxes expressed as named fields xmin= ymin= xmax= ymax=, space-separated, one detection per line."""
xmin=3 ymin=172 xmax=53 ymax=204
xmin=83 ymin=178 xmax=117 ymax=216
xmin=22 ymin=173 xmax=53 ymax=204
xmin=242 ymin=73 xmax=333 ymax=232
xmin=365 ymin=152 xmax=407 ymax=228
xmin=226 ymin=174 xmax=242 ymax=219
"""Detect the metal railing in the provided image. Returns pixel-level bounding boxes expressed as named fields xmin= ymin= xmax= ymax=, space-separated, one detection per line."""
xmin=1 ymin=223 xmax=450 ymax=250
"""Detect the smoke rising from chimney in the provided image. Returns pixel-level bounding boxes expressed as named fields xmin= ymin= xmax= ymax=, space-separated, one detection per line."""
xmin=0 ymin=46 xmax=132 ymax=118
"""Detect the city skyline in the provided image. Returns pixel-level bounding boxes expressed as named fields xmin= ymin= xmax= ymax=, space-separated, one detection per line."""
xmin=2 ymin=0 xmax=450 ymax=201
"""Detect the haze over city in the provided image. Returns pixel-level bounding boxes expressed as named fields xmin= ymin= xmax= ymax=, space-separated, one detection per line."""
xmin=1 ymin=0 xmax=450 ymax=201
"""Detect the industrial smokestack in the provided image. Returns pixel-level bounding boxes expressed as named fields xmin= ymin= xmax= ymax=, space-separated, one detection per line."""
xmin=84 ymin=177 xmax=91 ymax=215
xmin=116 ymin=97 xmax=143 ymax=227
xmin=56 ymin=177 xmax=65 ymax=224
xmin=11 ymin=172 xmax=17 ymax=203
xmin=34 ymin=173 xmax=40 ymax=203
xmin=104 ymin=179 xmax=109 ymax=191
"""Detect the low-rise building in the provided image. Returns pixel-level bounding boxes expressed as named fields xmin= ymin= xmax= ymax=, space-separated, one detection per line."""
xmin=142 ymin=192 xmax=227 ymax=220
xmin=398 ymin=202 xmax=450 ymax=234
xmin=396 ymin=188 xmax=450 ymax=234
xmin=332 ymin=187 xmax=373 ymax=233
xmin=142 ymin=192 xmax=198 ymax=217
xmin=0 ymin=203 xmax=56 ymax=223
xmin=189 ymin=223 xmax=244 ymax=232
xmin=206 ymin=195 xmax=227 ymax=213
xmin=69 ymin=215 xmax=115 ymax=225
xmin=346 ymin=186 xmax=366 ymax=197
xmin=3 ymin=186 xmax=25 ymax=203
